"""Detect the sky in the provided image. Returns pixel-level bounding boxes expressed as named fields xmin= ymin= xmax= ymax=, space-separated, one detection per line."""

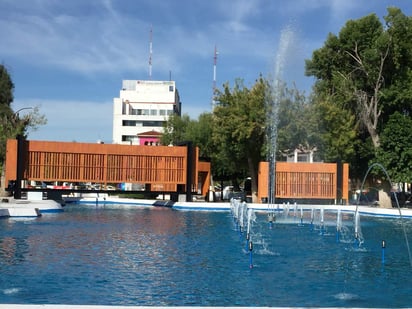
xmin=1 ymin=0 xmax=411 ymax=143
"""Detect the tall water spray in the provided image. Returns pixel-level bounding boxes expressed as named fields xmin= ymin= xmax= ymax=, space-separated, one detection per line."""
xmin=354 ymin=210 xmax=363 ymax=247
xmin=336 ymin=209 xmax=342 ymax=243
xmin=266 ymin=27 xmax=294 ymax=207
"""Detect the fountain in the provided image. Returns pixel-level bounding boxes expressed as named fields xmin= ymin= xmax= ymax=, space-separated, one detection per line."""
xmin=246 ymin=208 xmax=254 ymax=239
xmin=283 ymin=202 xmax=289 ymax=219
xmin=336 ymin=208 xmax=342 ymax=243
xmin=246 ymin=208 xmax=256 ymax=268
xmin=231 ymin=199 xmax=258 ymax=268
xmin=266 ymin=26 xmax=294 ymax=213
xmin=356 ymin=163 xmax=412 ymax=267
xmin=310 ymin=207 xmax=315 ymax=230
xmin=353 ymin=209 xmax=363 ymax=247
xmin=319 ymin=207 xmax=325 ymax=235
xmin=238 ymin=201 xmax=246 ymax=237
xmin=1 ymin=198 xmax=412 ymax=306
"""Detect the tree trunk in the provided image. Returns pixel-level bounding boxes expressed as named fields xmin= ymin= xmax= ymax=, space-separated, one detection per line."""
xmin=348 ymin=42 xmax=388 ymax=149
xmin=0 ymin=163 xmax=8 ymax=197
xmin=357 ymin=90 xmax=381 ymax=148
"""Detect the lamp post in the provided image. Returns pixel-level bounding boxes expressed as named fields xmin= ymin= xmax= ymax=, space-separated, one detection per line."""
xmin=14 ymin=107 xmax=33 ymax=116
xmin=11 ymin=107 xmax=34 ymax=129
xmin=13 ymin=107 xmax=34 ymax=123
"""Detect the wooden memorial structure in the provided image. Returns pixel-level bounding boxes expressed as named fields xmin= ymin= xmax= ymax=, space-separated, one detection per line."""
xmin=5 ymin=138 xmax=211 ymax=201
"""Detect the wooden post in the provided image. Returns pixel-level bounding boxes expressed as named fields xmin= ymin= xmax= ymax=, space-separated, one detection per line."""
xmin=14 ymin=135 xmax=25 ymax=199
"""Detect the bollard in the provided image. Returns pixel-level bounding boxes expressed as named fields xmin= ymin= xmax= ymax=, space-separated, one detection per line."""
xmin=249 ymin=241 xmax=253 ymax=269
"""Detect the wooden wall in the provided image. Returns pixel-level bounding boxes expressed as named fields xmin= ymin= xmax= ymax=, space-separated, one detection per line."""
xmin=5 ymin=139 xmax=206 ymax=194
xmin=258 ymin=161 xmax=349 ymax=204
xmin=5 ymin=139 xmax=350 ymax=202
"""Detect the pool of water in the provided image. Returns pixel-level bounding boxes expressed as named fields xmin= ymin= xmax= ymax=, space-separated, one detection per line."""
xmin=0 ymin=205 xmax=411 ymax=307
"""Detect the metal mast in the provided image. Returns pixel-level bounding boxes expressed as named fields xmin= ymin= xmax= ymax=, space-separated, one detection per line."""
xmin=149 ymin=25 xmax=153 ymax=79
xmin=212 ymin=45 xmax=218 ymax=109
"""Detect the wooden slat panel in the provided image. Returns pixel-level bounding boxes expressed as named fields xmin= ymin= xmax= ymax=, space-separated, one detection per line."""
xmin=4 ymin=139 xmax=209 ymax=197
xmin=5 ymin=140 xmax=192 ymax=188
xmin=258 ymin=161 xmax=348 ymax=203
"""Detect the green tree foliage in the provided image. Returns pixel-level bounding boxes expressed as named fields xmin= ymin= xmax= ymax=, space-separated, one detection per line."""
xmin=184 ymin=112 xmax=214 ymax=159
xmin=163 ymin=77 xmax=313 ymax=201
xmin=161 ymin=112 xmax=214 ymax=160
xmin=306 ymin=13 xmax=387 ymax=149
xmin=0 ymin=64 xmax=14 ymax=107
xmin=161 ymin=114 xmax=191 ymax=146
xmin=0 ymin=64 xmax=47 ymax=167
xmin=382 ymin=7 xmax=412 ymax=118
xmin=0 ymin=64 xmax=16 ymax=167
xmin=212 ymin=77 xmax=267 ymax=201
xmin=374 ymin=112 xmax=412 ymax=183
xmin=310 ymin=98 xmax=358 ymax=163
xmin=276 ymin=84 xmax=318 ymax=160
xmin=305 ymin=7 xmax=412 ymax=182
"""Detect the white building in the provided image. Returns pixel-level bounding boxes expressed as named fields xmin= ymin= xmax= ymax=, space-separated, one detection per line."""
xmin=112 ymin=80 xmax=181 ymax=145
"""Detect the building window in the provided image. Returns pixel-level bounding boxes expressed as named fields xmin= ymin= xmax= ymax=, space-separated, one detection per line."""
xmin=123 ymin=120 xmax=142 ymax=126
xmin=169 ymin=85 xmax=174 ymax=92
xmin=130 ymin=109 xmax=148 ymax=115
xmin=121 ymin=135 xmax=136 ymax=142
xmin=143 ymin=121 xmax=164 ymax=127
xmin=130 ymin=108 xmax=166 ymax=116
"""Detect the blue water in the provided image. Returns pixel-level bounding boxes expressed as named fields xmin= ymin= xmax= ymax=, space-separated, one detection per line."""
xmin=0 ymin=205 xmax=411 ymax=307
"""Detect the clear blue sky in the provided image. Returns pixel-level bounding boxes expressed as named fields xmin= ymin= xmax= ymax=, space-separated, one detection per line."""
xmin=1 ymin=0 xmax=410 ymax=143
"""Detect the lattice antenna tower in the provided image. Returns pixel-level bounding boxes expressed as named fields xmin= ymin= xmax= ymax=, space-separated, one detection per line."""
xmin=149 ymin=25 xmax=153 ymax=79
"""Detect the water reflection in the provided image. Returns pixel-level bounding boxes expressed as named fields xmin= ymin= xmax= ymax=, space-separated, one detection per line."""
xmin=0 ymin=237 xmax=26 ymax=265
xmin=0 ymin=219 xmax=34 ymax=266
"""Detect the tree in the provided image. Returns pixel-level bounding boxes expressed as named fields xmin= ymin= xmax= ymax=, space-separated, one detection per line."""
xmin=306 ymin=13 xmax=387 ymax=148
xmin=182 ymin=113 xmax=214 ymax=159
xmin=163 ymin=76 xmax=313 ymax=202
xmin=312 ymin=100 xmax=358 ymax=162
xmin=0 ymin=64 xmax=14 ymax=108
xmin=276 ymin=84 xmax=319 ymax=160
xmin=161 ymin=112 xmax=214 ymax=160
xmin=382 ymin=7 xmax=412 ymax=119
xmin=213 ymin=78 xmax=267 ymax=202
xmin=374 ymin=112 xmax=412 ymax=183
xmin=305 ymin=8 xmax=412 ymax=181
xmin=160 ymin=114 xmax=191 ymax=146
xmin=0 ymin=64 xmax=47 ymax=168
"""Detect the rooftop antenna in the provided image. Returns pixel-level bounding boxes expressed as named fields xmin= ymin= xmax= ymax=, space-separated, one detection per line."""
xmin=149 ymin=25 xmax=153 ymax=79
xmin=212 ymin=45 xmax=218 ymax=109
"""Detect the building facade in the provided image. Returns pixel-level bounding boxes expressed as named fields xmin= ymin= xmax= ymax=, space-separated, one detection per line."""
xmin=112 ymin=80 xmax=181 ymax=145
